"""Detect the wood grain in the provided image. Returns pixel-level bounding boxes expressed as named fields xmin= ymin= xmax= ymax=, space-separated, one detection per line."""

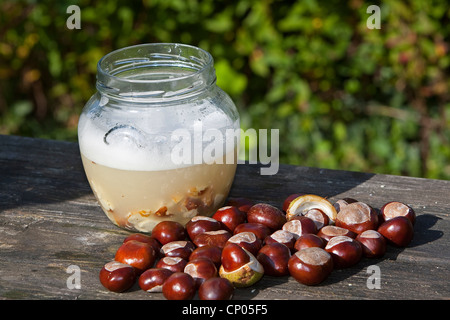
xmin=0 ymin=134 xmax=449 ymax=300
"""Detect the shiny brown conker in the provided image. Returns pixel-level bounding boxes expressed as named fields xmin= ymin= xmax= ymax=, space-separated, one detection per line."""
xmin=162 ymin=272 xmax=196 ymax=300
xmin=198 ymin=277 xmax=234 ymax=300
xmin=155 ymin=256 xmax=188 ymax=273
xmin=288 ymin=247 xmax=333 ymax=286
xmin=378 ymin=216 xmax=414 ymax=247
xmin=380 ymin=201 xmax=416 ymax=225
xmin=184 ymin=257 xmax=218 ymax=287
xmin=186 ymin=216 xmax=222 ymax=240
xmin=264 ymin=229 xmax=296 ymax=252
xmin=355 ymin=230 xmax=387 ymax=258
xmin=325 ymin=235 xmax=362 ymax=269
xmin=294 ymin=233 xmax=326 ymax=251
xmin=256 ymin=242 xmax=291 ymax=277
xmin=189 ymin=245 xmax=222 ymax=268
xmin=99 ymin=261 xmax=136 ymax=293
xmin=317 ymin=225 xmax=357 ymax=242
xmin=227 ymin=231 xmax=262 ymax=256
xmin=247 ymin=203 xmax=287 ymax=231
xmin=282 ymin=216 xmax=317 ymax=239
xmin=138 ymin=267 xmax=173 ymax=293
xmin=114 ymin=240 xmax=156 ymax=275
xmin=335 ymin=201 xmax=379 ymax=234
xmin=151 ymin=221 xmax=186 ymax=245
xmin=193 ymin=229 xmax=232 ymax=249
xmin=212 ymin=206 xmax=247 ymax=233
xmin=160 ymin=240 xmax=195 ymax=260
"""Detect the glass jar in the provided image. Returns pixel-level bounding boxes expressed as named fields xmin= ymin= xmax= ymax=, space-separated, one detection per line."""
xmin=78 ymin=43 xmax=240 ymax=233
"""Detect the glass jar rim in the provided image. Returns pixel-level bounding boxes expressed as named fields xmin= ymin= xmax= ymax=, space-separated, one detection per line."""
xmin=96 ymin=43 xmax=216 ymax=101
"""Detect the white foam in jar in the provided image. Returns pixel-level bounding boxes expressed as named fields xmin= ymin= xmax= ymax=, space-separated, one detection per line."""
xmin=78 ymin=99 xmax=239 ymax=171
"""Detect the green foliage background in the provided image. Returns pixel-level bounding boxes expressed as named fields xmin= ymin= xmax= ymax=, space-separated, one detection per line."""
xmin=1 ymin=0 xmax=449 ymax=179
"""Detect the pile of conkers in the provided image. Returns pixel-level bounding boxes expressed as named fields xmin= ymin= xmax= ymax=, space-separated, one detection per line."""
xmin=99 ymin=194 xmax=415 ymax=299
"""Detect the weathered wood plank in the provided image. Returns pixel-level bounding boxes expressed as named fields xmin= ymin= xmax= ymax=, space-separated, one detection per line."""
xmin=0 ymin=134 xmax=449 ymax=300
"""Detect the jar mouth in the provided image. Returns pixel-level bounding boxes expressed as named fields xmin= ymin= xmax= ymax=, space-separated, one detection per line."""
xmin=96 ymin=43 xmax=216 ymax=101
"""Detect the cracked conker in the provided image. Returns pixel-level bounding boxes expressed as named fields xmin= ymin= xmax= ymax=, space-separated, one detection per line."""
xmin=286 ymin=194 xmax=337 ymax=223
xmin=219 ymin=243 xmax=264 ymax=287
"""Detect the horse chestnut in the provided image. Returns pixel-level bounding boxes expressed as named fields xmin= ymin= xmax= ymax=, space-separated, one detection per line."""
xmin=335 ymin=201 xmax=379 ymax=234
xmin=247 ymin=203 xmax=286 ymax=231
xmin=212 ymin=206 xmax=247 ymax=233
xmin=219 ymin=243 xmax=264 ymax=287
xmin=294 ymin=234 xmax=326 ymax=251
xmin=378 ymin=216 xmax=414 ymax=247
xmin=355 ymin=230 xmax=387 ymax=258
xmin=227 ymin=231 xmax=262 ymax=256
xmin=186 ymin=216 xmax=222 ymax=240
xmin=160 ymin=240 xmax=195 ymax=260
xmin=151 ymin=221 xmax=186 ymax=245
xmin=189 ymin=245 xmax=222 ymax=268
xmin=184 ymin=258 xmax=218 ymax=287
xmin=317 ymin=225 xmax=357 ymax=242
xmin=325 ymin=236 xmax=362 ymax=269
xmin=114 ymin=240 xmax=156 ymax=275
xmin=380 ymin=201 xmax=416 ymax=225
xmin=193 ymin=229 xmax=232 ymax=249
xmin=162 ymin=272 xmax=196 ymax=300
xmin=198 ymin=277 xmax=234 ymax=300
xmin=138 ymin=267 xmax=173 ymax=293
xmin=257 ymin=242 xmax=291 ymax=277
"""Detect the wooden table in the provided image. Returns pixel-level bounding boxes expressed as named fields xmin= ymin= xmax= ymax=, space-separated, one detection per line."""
xmin=0 ymin=134 xmax=449 ymax=301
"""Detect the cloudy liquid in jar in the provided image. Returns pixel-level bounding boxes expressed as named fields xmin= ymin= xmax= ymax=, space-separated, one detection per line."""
xmin=81 ymin=151 xmax=237 ymax=232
